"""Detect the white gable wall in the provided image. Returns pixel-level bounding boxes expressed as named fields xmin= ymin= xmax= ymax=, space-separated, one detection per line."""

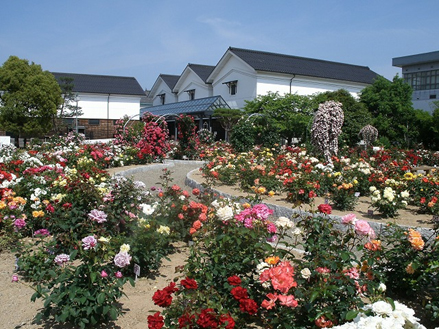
xmin=174 ymin=69 xmax=213 ymax=101
xmin=152 ymin=79 xmax=177 ymax=106
xmin=75 ymin=94 xmax=141 ymax=120
xmin=210 ymin=55 xmax=257 ymax=109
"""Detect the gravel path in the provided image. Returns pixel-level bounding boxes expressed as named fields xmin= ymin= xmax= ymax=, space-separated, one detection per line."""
xmin=110 ymin=160 xmax=204 ymax=190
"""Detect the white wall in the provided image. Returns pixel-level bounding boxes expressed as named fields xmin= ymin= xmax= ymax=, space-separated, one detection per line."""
xmin=211 ymin=55 xmax=257 ymax=109
xmin=152 ymin=80 xmax=177 ymax=106
xmin=175 ymin=69 xmax=213 ymax=101
xmin=256 ymin=73 xmax=368 ymax=99
xmin=75 ymin=94 xmax=141 ymax=120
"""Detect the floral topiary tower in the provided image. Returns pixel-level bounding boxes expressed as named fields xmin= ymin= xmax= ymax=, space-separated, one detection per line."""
xmin=311 ymin=100 xmax=344 ymax=163
xmin=359 ymin=124 xmax=378 ymax=149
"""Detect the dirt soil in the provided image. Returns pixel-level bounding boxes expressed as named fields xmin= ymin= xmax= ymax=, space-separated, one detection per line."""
xmin=0 ymin=163 xmax=435 ymax=329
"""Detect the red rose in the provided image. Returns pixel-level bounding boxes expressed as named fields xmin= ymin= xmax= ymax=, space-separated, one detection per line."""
xmin=178 ymin=313 xmax=195 ymax=328
xmin=231 ymin=286 xmax=248 ymax=301
xmin=147 ymin=312 xmax=164 ymax=329
xmin=152 ymin=289 xmax=173 ymax=307
xmin=219 ymin=313 xmax=235 ymax=329
xmin=227 ymin=275 xmax=242 ymax=286
xmin=239 ymin=298 xmax=258 ymax=315
xmin=181 ymin=277 xmax=198 ymax=290
xmin=196 ymin=308 xmax=218 ymax=328
xmin=317 ymin=204 xmax=332 ymax=215
xmin=164 ymin=281 xmax=179 ymax=294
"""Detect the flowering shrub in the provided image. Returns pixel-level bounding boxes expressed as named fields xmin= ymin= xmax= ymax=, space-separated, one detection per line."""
xmin=332 ymin=300 xmax=427 ymax=329
xmin=369 ymin=183 xmax=410 ymax=218
xmin=23 ymin=235 xmax=134 ymax=328
xmin=329 ymin=172 xmax=359 ymax=210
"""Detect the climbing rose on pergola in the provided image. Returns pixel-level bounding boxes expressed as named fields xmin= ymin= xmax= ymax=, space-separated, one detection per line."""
xmin=311 ymin=100 xmax=344 ymax=163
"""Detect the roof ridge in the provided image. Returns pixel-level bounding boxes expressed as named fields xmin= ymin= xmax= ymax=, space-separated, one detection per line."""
xmin=51 ymin=72 xmax=138 ymax=80
xmin=229 ymin=47 xmax=371 ymax=69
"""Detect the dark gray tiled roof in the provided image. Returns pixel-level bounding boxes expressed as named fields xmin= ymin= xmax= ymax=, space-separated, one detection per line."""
xmin=160 ymin=74 xmax=180 ymax=90
xmin=188 ymin=64 xmax=215 ymax=82
xmin=51 ymin=72 xmax=145 ymax=96
xmin=229 ymin=47 xmax=380 ymax=84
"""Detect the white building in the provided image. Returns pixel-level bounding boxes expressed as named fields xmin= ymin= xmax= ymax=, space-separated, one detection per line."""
xmin=52 ymin=72 xmax=146 ymax=139
xmin=393 ymin=51 xmax=439 ymax=113
xmin=147 ymin=47 xmax=380 ymax=110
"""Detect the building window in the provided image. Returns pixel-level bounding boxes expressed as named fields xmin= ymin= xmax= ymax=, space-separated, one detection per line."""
xmin=159 ymin=93 xmax=166 ymax=105
xmin=186 ymin=89 xmax=195 ymax=100
xmin=64 ymin=118 xmax=74 ymax=126
xmin=223 ymin=80 xmax=238 ymax=95
xmin=88 ymin=119 xmax=100 ymax=125
xmin=404 ymin=70 xmax=439 ymax=91
xmin=430 ymin=94 xmax=437 ymax=99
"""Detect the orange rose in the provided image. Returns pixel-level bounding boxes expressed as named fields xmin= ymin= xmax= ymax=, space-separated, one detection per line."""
xmin=265 ymin=256 xmax=280 ymax=265
xmin=408 ymin=229 xmax=425 ymax=251
xmin=364 ymin=239 xmax=382 ymax=251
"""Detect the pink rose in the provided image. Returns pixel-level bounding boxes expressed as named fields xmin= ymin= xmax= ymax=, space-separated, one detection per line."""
xmin=277 ymin=294 xmax=298 ymax=307
xmin=354 ymin=220 xmax=375 ymax=238
xmin=341 ymin=213 xmax=357 ymax=225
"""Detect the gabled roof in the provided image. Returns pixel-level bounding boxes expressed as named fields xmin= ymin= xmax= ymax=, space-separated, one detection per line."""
xmin=173 ymin=64 xmax=215 ymax=92
xmin=160 ymin=74 xmax=180 ymax=90
xmin=188 ymin=64 xmax=215 ymax=82
xmin=140 ymin=95 xmax=230 ymax=117
xmin=51 ymin=72 xmax=145 ymax=96
xmin=209 ymin=47 xmax=379 ymax=84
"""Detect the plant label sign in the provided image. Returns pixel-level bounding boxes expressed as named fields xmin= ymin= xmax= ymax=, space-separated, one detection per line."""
xmin=134 ymin=263 xmax=140 ymax=280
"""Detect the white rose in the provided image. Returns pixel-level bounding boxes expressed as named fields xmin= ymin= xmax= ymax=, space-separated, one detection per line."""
xmin=370 ymin=300 xmax=393 ymax=316
xmin=216 ymin=206 xmax=234 ymax=221
xmin=301 ymin=268 xmax=311 ymax=279
xmin=120 ymin=243 xmax=130 ymax=252
xmin=276 ymin=216 xmax=294 ymax=229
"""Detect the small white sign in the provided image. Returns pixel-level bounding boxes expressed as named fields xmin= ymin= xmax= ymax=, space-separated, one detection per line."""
xmin=134 ymin=264 xmax=140 ymax=280
xmin=354 ymin=192 xmax=360 ymax=197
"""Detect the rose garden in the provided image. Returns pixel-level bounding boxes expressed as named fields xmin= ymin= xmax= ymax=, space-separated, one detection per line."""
xmin=1 ymin=99 xmax=439 ymax=329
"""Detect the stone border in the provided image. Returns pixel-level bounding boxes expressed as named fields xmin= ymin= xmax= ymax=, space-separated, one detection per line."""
xmin=109 ymin=161 xmax=435 ymax=240
xmin=185 ymin=168 xmax=436 ymax=240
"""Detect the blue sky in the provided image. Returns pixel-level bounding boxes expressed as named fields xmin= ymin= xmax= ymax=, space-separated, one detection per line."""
xmin=1 ymin=1 xmax=438 ymax=90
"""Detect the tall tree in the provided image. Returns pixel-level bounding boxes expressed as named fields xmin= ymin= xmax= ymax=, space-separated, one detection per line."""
xmin=54 ymin=76 xmax=83 ymax=134
xmin=360 ymin=75 xmax=416 ymax=148
xmin=243 ymin=92 xmax=314 ymax=144
xmin=0 ymin=56 xmax=62 ymax=146
xmin=213 ymin=108 xmax=242 ymax=142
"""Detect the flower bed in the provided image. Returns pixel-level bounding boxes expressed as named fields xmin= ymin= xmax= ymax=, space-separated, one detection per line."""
xmin=1 ymin=137 xmax=439 ymax=328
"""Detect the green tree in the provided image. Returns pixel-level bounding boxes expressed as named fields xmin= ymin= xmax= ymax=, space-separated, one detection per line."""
xmin=213 ymin=108 xmax=243 ymax=142
xmin=312 ymin=89 xmax=372 ymax=147
xmin=243 ymin=92 xmax=313 ymax=144
xmin=0 ymin=56 xmax=62 ymax=146
xmin=54 ymin=76 xmax=83 ymax=134
xmin=360 ymin=75 xmax=416 ymax=148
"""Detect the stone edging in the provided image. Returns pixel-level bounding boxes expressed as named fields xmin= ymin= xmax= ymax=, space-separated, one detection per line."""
xmin=185 ymin=169 xmax=436 ymax=240
xmin=110 ymin=161 xmax=435 ymax=240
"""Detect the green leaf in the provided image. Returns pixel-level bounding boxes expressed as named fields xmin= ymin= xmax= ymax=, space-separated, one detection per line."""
xmin=345 ymin=310 xmax=359 ymax=321
xmin=90 ymin=271 xmax=97 ymax=283
xmin=309 ymin=291 xmax=319 ymax=303
xmin=97 ymin=292 xmax=106 ymax=304
xmin=109 ymin=308 xmax=118 ymax=320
